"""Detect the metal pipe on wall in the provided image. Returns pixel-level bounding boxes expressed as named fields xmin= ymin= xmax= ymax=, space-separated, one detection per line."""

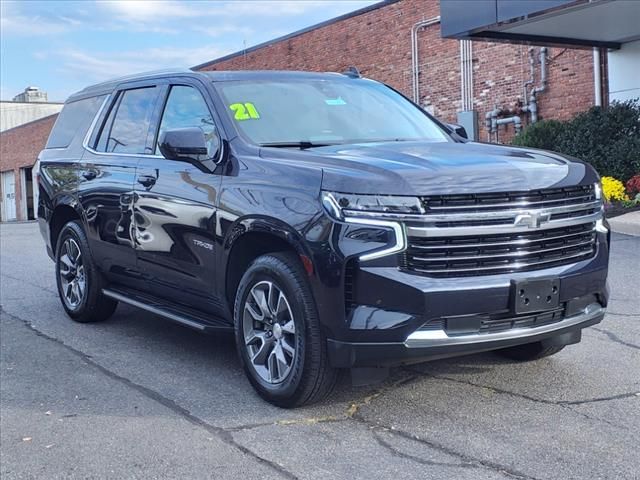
xmin=467 ymin=41 xmax=474 ymax=110
xmin=485 ymin=47 xmax=548 ymax=142
xmin=533 ymin=47 xmax=547 ymax=122
xmin=593 ymin=47 xmax=602 ymax=106
xmin=523 ymin=48 xmax=535 ymax=101
xmin=460 ymin=42 xmax=466 ymax=110
xmin=411 ymin=16 xmax=440 ymax=104
xmin=460 ymin=40 xmax=473 ymax=111
xmin=497 ymin=116 xmax=522 ymax=133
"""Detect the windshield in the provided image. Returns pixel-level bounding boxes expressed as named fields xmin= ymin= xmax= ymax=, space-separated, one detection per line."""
xmin=214 ymin=78 xmax=449 ymax=146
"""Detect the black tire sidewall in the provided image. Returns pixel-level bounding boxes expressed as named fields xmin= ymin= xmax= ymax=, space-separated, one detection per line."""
xmin=234 ymin=256 xmax=312 ymax=404
xmin=54 ymin=220 xmax=113 ymax=322
xmin=55 ymin=222 xmax=91 ymax=317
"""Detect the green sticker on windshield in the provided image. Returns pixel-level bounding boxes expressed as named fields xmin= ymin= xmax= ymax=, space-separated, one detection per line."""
xmin=230 ymin=102 xmax=260 ymax=120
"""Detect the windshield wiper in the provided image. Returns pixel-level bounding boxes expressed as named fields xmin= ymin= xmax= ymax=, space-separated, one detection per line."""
xmin=259 ymin=141 xmax=335 ymax=150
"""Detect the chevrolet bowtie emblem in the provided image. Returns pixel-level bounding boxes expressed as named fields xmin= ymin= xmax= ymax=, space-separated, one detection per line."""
xmin=513 ymin=211 xmax=551 ymax=228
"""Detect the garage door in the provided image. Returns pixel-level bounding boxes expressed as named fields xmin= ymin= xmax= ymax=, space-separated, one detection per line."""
xmin=1 ymin=170 xmax=17 ymax=221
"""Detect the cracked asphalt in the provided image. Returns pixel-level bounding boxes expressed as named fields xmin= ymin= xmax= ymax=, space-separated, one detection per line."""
xmin=1 ymin=222 xmax=638 ymax=480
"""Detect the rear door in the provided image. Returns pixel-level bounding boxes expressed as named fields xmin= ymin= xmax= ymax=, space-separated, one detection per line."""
xmin=133 ymin=79 xmax=225 ymax=315
xmin=79 ymin=83 xmax=162 ymax=288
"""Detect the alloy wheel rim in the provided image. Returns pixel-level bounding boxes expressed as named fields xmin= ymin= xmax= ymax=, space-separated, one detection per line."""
xmin=58 ymin=238 xmax=86 ymax=309
xmin=242 ymin=280 xmax=297 ymax=384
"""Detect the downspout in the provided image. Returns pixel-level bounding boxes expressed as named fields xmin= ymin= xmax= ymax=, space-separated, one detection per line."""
xmin=468 ymin=41 xmax=474 ymax=110
xmin=411 ymin=16 xmax=440 ymax=104
xmin=527 ymin=47 xmax=548 ymax=124
xmin=593 ymin=47 xmax=602 ymax=106
xmin=523 ymin=48 xmax=535 ymax=102
xmin=460 ymin=42 xmax=466 ymax=110
xmin=460 ymin=40 xmax=473 ymax=111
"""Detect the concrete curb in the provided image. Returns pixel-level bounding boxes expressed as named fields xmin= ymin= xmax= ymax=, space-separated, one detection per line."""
xmin=608 ymin=211 xmax=640 ymax=237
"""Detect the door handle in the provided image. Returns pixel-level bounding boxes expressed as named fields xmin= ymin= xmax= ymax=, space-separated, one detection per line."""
xmin=82 ymin=170 xmax=97 ymax=180
xmin=137 ymin=175 xmax=157 ymax=188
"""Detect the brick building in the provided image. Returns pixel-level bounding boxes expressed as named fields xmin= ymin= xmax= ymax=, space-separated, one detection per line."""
xmin=194 ymin=0 xmax=602 ymax=142
xmin=0 ymin=114 xmax=57 ymax=221
xmin=2 ymin=0 xmax=637 ymax=221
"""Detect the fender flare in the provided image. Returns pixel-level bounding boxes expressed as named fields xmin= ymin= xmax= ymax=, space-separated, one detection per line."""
xmin=223 ymin=214 xmax=314 ymax=266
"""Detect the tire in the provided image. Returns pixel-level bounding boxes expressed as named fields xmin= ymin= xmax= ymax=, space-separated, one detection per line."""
xmin=234 ymin=252 xmax=338 ymax=408
xmin=55 ymin=220 xmax=117 ymax=323
xmin=495 ymin=341 xmax=565 ymax=361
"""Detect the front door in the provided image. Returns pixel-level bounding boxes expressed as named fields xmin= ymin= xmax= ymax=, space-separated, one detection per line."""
xmin=133 ymin=83 xmax=223 ymax=315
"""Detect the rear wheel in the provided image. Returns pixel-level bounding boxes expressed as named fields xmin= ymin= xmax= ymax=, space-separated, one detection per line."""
xmin=495 ymin=341 xmax=565 ymax=361
xmin=55 ymin=220 xmax=117 ymax=323
xmin=234 ymin=252 xmax=338 ymax=408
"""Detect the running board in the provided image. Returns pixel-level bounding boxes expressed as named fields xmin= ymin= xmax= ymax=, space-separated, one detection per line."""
xmin=102 ymin=287 xmax=233 ymax=333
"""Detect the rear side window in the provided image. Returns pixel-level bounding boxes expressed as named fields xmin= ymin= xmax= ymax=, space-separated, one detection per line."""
xmin=97 ymin=87 xmax=158 ymax=155
xmin=46 ymin=95 xmax=106 ymax=149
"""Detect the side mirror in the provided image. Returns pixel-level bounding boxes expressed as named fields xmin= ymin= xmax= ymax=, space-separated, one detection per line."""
xmin=446 ymin=123 xmax=468 ymax=139
xmin=158 ymin=127 xmax=220 ymax=172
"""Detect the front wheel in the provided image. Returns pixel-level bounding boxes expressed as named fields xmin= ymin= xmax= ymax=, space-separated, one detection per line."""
xmin=234 ymin=252 xmax=338 ymax=408
xmin=55 ymin=220 xmax=117 ymax=323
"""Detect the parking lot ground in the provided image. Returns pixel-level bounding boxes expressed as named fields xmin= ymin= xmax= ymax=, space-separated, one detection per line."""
xmin=1 ymin=222 xmax=639 ymax=480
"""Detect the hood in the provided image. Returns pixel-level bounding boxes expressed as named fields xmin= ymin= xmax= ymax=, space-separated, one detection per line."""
xmin=278 ymin=141 xmax=596 ymax=196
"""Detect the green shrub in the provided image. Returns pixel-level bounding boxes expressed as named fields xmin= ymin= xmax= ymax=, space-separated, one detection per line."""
xmin=512 ymin=99 xmax=640 ymax=181
xmin=511 ymin=119 xmax=564 ymax=151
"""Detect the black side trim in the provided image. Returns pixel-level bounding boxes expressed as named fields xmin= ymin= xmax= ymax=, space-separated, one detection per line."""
xmin=103 ymin=287 xmax=233 ymax=333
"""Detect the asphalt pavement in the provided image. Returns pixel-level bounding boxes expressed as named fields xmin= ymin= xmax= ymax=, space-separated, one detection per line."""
xmin=1 ymin=222 xmax=638 ymax=480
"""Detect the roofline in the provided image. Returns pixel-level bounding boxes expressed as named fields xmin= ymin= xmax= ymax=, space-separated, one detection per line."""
xmin=192 ymin=0 xmax=402 ymax=70
xmin=0 ymin=100 xmax=65 ymax=105
xmin=0 ymin=112 xmax=59 ymax=135
xmin=67 ymin=68 xmax=195 ymax=101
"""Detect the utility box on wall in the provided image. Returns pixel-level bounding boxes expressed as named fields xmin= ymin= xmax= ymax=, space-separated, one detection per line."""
xmin=457 ymin=110 xmax=478 ymax=141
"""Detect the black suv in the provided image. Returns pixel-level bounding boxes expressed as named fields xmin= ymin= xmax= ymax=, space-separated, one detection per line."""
xmin=36 ymin=70 xmax=609 ymax=407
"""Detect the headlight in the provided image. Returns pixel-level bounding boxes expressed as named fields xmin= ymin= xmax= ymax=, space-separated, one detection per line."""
xmin=594 ymin=181 xmax=602 ymax=201
xmin=321 ymin=191 xmax=423 ymax=220
xmin=322 ymin=191 xmax=415 ymax=261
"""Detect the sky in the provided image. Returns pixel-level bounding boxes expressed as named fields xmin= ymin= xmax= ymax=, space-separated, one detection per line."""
xmin=0 ymin=0 xmax=378 ymax=102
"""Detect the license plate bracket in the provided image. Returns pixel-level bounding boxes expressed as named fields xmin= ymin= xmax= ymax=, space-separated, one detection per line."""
xmin=511 ymin=278 xmax=560 ymax=314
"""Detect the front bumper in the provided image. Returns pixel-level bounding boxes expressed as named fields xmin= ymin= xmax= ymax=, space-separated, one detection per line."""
xmin=328 ymin=303 xmax=605 ymax=367
xmin=319 ymin=188 xmax=610 ymax=368
xmin=324 ymin=228 xmax=609 ymax=367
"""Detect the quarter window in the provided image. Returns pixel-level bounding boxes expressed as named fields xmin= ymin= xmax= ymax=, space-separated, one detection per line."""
xmin=46 ymin=95 xmax=106 ymax=149
xmin=97 ymin=87 xmax=158 ymax=154
xmin=156 ymin=85 xmax=219 ymax=158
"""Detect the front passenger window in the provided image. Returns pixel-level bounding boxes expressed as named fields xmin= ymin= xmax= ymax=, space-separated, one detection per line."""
xmin=156 ymin=86 xmax=219 ymax=158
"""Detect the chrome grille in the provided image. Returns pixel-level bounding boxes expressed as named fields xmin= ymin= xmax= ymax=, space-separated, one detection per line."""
xmin=403 ymin=185 xmax=602 ymax=277
xmin=421 ymin=185 xmax=596 ymax=213
xmin=405 ymin=223 xmax=596 ymax=276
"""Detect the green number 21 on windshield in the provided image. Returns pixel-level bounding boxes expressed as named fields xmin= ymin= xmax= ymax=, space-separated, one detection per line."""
xmin=229 ymin=102 xmax=260 ymax=120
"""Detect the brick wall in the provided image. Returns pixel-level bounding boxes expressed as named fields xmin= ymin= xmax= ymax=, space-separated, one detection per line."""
xmin=0 ymin=0 xmax=601 ymax=220
xmin=0 ymin=114 xmax=57 ymax=220
xmin=197 ymin=0 xmax=598 ymax=142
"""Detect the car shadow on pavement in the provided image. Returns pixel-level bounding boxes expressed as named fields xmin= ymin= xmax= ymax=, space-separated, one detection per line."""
xmin=98 ymin=302 xmax=509 ymax=405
